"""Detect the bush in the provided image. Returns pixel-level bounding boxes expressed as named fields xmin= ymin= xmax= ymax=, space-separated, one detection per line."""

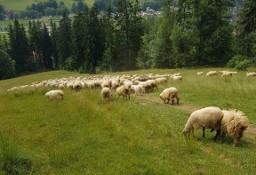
xmin=227 ymin=55 xmax=251 ymax=70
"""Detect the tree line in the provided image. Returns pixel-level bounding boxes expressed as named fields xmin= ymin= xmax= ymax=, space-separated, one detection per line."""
xmin=0 ymin=0 xmax=256 ymax=80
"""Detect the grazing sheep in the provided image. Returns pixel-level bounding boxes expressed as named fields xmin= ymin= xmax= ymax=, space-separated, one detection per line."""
xmin=159 ymin=87 xmax=179 ymax=105
xmin=246 ymin=72 xmax=256 ymax=77
xmin=131 ymin=84 xmax=145 ymax=96
xmin=170 ymin=75 xmax=182 ymax=81
xmin=155 ymin=77 xmax=168 ymax=85
xmin=183 ymin=106 xmax=224 ymax=140
xmin=116 ymin=85 xmax=131 ymax=99
xmin=45 ymin=90 xmax=64 ymax=100
xmin=101 ymin=87 xmax=112 ymax=99
xmin=220 ymin=71 xmax=237 ymax=77
xmin=197 ymin=72 xmax=204 ymax=75
xmin=220 ymin=110 xmax=249 ymax=146
xmin=73 ymin=81 xmax=83 ymax=91
xmin=206 ymin=71 xmax=217 ymax=76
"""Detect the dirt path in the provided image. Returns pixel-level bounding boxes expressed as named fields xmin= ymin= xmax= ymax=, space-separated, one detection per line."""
xmin=136 ymin=94 xmax=256 ymax=138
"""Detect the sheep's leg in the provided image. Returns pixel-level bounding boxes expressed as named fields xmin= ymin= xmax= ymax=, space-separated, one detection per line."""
xmin=202 ymin=127 xmax=205 ymax=138
xmin=233 ymin=138 xmax=240 ymax=147
xmin=214 ymin=129 xmax=221 ymax=141
xmin=176 ymin=97 xmax=179 ymax=105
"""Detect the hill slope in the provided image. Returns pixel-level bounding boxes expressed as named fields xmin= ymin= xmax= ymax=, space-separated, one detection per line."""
xmin=0 ymin=69 xmax=256 ymax=174
xmin=1 ymin=0 xmax=94 ymax=12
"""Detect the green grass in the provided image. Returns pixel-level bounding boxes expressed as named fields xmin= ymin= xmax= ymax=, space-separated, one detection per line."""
xmin=0 ymin=68 xmax=256 ymax=174
xmin=1 ymin=0 xmax=95 ymax=12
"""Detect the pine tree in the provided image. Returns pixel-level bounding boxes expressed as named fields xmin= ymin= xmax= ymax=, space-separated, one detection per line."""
xmin=57 ymin=11 xmax=73 ymax=68
xmin=8 ymin=19 xmax=30 ymax=74
xmin=50 ymin=20 xmax=59 ymax=68
xmin=41 ymin=24 xmax=53 ymax=69
xmin=84 ymin=3 xmax=104 ymax=73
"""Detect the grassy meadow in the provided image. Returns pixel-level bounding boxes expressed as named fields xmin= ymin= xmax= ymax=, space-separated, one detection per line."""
xmin=1 ymin=0 xmax=95 ymax=12
xmin=0 ymin=68 xmax=256 ymax=174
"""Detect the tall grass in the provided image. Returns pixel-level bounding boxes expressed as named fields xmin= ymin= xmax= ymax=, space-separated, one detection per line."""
xmin=0 ymin=69 xmax=256 ymax=174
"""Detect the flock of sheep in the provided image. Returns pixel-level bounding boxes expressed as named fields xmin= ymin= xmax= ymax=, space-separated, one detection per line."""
xmin=7 ymin=70 xmax=255 ymax=146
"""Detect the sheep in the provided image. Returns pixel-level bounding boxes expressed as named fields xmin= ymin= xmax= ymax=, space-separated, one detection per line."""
xmin=101 ymin=87 xmax=112 ymax=99
xmin=206 ymin=71 xmax=217 ymax=76
xmin=183 ymin=106 xmax=224 ymax=140
xmin=220 ymin=109 xmax=249 ymax=146
xmin=170 ymin=75 xmax=182 ymax=81
xmin=220 ymin=71 xmax=237 ymax=77
xmin=159 ymin=87 xmax=179 ymax=105
xmin=101 ymin=80 xmax=111 ymax=89
xmin=116 ymin=85 xmax=131 ymax=99
xmin=197 ymin=72 xmax=204 ymax=75
xmin=246 ymin=72 xmax=256 ymax=77
xmin=155 ymin=77 xmax=168 ymax=85
xmin=131 ymin=84 xmax=145 ymax=96
xmin=45 ymin=90 xmax=64 ymax=100
xmin=73 ymin=81 xmax=83 ymax=91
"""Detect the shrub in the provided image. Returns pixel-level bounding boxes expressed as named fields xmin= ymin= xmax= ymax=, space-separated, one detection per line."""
xmin=227 ymin=55 xmax=251 ymax=70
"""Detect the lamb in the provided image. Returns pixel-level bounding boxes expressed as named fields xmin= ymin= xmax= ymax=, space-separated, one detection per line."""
xmin=159 ymin=87 xmax=179 ymax=105
xmin=116 ymin=84 xmax=131 ymax=99
xmin=220 ymin=109 xmax=249 ymax=146
xmin=101 ymin=87 xmax=112 ymax=99
xmin=45 ymin=90 xmax=64 ymax=100
xmin=183 ymin=106 xmax=224 ymax=140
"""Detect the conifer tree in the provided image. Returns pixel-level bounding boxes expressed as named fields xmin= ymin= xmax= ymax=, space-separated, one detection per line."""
xmin=8 ymin=19 xmax=30 ymax=74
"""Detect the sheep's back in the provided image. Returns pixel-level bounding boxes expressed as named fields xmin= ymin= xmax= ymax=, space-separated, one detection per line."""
xmin=189 ymin=107 xmax=223 ymax=130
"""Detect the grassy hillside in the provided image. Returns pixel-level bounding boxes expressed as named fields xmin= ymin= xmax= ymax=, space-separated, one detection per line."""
xmin=0 ymin=68 xmax=256 ymax=174
xmin=1 ymin=0 xmax=94 ymax=12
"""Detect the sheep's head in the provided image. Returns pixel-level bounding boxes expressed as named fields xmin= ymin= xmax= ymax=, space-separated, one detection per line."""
xmin=182 ymin=128 xmax=190 ymax=138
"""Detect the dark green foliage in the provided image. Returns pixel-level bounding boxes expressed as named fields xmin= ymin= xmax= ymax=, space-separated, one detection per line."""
xmin=0 ymin=5 xmax=5 ymax=20
xmin=106 ymin=0 xmax=144 ymax=71
xmin=227 ymin=55 xmax=251 ymax=70
xmin=0 ymin=48 xmax=15 ymax=79
xmin=8 ymin=19 xmax=30 ymax=74
xmin=57 ymin=11 xmax=73 ymax=69
xmin=21 ymin=0 xmax=69 ymax=19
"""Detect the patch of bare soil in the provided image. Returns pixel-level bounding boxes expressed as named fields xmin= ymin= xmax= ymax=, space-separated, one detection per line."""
xmin=137 ymin=94 xmax=199 ymax=113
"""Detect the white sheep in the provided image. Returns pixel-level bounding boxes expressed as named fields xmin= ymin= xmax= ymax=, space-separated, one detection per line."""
xmin=206 ymin=71 xmax=217 ymax=76
xmin=73 ymin=81 xmax=83 ymax=91
xmin=155 ymin=77 xmax=168 ymax=85
xmin=131 ymin=84 xmax=145 ymax=96
xmin=220 ymin=109 xmax=249 ymax=146
xmin=101 ymin=87 xmax=112 ymax=99
xmin=116 ymin=85 xmax=131 ymax=99
xmin=45 ymin=90 xmax=64 ymax=100
xmin=170 ymin=75 xmax=182 ymax=81
xmin=159 ymin=87 xmax=179 ymax=105
xmin=197 ymin=72 xmax=204 ymax=75
xmin=183 ymin=106 xmax=224 ymax=140
xmin=246 ymin=72 xmax=256 ymax=77
xmin=220 ymin=71 xmax=237 ymax=77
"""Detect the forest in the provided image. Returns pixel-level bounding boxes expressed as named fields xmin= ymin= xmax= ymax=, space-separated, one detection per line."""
xmin=0 ymin=0 xmax=256 ymax=80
